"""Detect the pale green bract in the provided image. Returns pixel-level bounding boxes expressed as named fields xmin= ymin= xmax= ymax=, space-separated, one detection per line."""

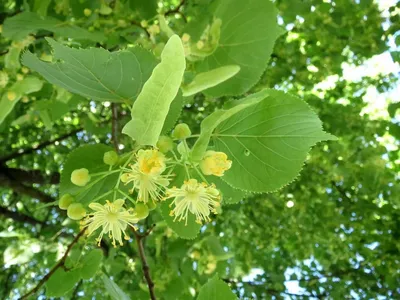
xmin=181 ymin=65 xmax=240 ymax=97
xmin=22 ymin=38 xmax=157 ymax=103
xmin=191 ymin=89 xmax=272 ymax=162
xmin=102 ymin=274 xmax=131 ymax=300
xmin=196 ymin=0 xmax=285 ymax=97
xmin=0 ymin=76 xmax=43 ymax=125
xmin=213 ymin=89 xmax=337 ymax=192
xmin=2 ymin=11 xmax=105 ymax=42
xmin=197 ymin=275 xmax=237 ymax=300
xmin=122 ymin=35 xmax=186 ymax=146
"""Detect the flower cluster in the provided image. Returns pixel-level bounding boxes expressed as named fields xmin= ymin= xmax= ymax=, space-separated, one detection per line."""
xmin=64 ymin=123 xmax=233 ymax=247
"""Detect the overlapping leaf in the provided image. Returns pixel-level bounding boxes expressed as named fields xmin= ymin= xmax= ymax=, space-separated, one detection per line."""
xmin=122 ymin=35 xmax=185 ymax=145
xmin=196 ymin=0 xmax=284 ymax=97
xmin=2 ymin=12 xmax=105 ymax=41
xmin=213 ymin=89 xmax=336 ymax=192
xmin=22 ymin=38 xmax=157 ymax=103
xmin=197 ymin=275 xmax=237 ymax=300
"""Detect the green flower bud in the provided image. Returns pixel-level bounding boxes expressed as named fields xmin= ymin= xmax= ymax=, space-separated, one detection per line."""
xmin=147 ymin=201 xmax=157 ymax=211
xmin=59 ymin=194 xmax=74 ymax=210
xmin=157 ymin=136 xmax=174 ymax=153
xmin=7 ymin=91 xmax=16 ymax=101
xmin=172 ymin=123 xmax=191 ymax=140
xmin=83 ymin=8 xmax=92 ymax=16
xmin=103 ymin=150 xmax=119 ymax=166
xmin=67 ymin=203 xmax=86 ymax=220
xmin=135 ymin=203 xmax=149 ymax=219
xmin=71 ymin=168 xmax=91 ymax=186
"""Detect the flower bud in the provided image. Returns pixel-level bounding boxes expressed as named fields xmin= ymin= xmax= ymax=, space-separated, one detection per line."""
xmin=103 ymin=151 xmax=119 ymax=166
xmin=172 ymin=123 xmax=191 ymax=140
xmin=83 ymin=8 xmax=92 ymax=16
xmin=156 ymin=136 xmax=174 ymax=153
xmin=7 ymin=91 xmax=16 ymax=101
xmin=120 ymin=173 xmax=130 ymax=183
xmin=67 ymin=203 xmax=86 ymax=220
xmin=135 ymin=203 xmax=149 ymax=219
xmin=181 ymin=33 xmax=190 ymax=42
xmin=59 ymin=194 xmax=74 ymax=210
xmin=21 ymin=67 xmax=29 ymax=74
xmin=71 ymin=168 xmax=91 ymax=186
xmin=16 ymin=74 xmax=24 ymax=81
xmin=200 ymin=151 xmax=232 ymax=177
xmin=196 ymin=40 xmax=205 ymax=49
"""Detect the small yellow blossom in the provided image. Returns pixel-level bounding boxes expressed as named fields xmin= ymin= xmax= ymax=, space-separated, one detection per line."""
xmin=166 ymin=179 xmax=221 ymax=225
xmin=148 ymin=24 xmax=160 ymax=35
xmin=200 ymin=151 xmax=232 ymax=177
xmin=181 ymin=33 xmax=190 ymax=42
xmin=121 ymin=149 xmax=170 ymax=203
xmin=81 ymin=199 xmax=139 ymax=247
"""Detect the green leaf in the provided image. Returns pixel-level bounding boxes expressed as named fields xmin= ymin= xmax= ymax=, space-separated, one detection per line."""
xmin=213 ymin=89 xmax=336 ymax=192
xmin=191 ymin=89 xmax=270 ymax=161
xmin=122 ymin=35 xmax=186 ymax=145
xmin=59 ymin=144 xmax=119 ymax=205
xmin=160 ymin=198 xmax=202 ymax=240
xmin=0 ymin=76 xmax=43 ymax=125
xmin=206 ymin=236 xmax=234 ymax=261
xmin=209 ymin=176 xmax=246 ymax=204
xmin=102 ymin=274 xmax=131 ymax=300
xmin=22 ymin=38 xmax=157 ymax=103
xmin=5 ymin=47 xmax=22 ymax=70
xmin=80 ymin=249 xmax=103 ymax=280
xmin=2 ymin=12 xmax=105 ymax=41
xmin=196 ymin=0 xmax=284 ymax=97
xmin=182 ymin=65 xmax=240 ymax=97
xmin=46 ymin=268 xmax=81 ymax=297
xmin=197 ymin=275 xmax=237 ymax=300
xmin=162 ymin=90 xmax=184 ymax=133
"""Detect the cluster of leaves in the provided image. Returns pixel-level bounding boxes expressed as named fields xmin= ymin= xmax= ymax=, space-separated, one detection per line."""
xmin=0 ymin=0 xmax=399 ymax=299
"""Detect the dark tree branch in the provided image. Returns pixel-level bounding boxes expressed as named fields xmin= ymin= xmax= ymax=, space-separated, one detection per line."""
xmin=71 ymin=279 xmax=83 ymax=300
xmin=0 ymin=128 xmax=82 ymax=163
xmin=0 ymin=206 xmax=45 ymax=226
xmin=165 ymin=0 xmax=187 ymax=22
xmin=132 ymin=225 xmax=156 ymax=300
xmin=0 ymin=172 xmax=55 ymax=203
xmin=19 ymin=229 xmax=86 ymax=300
xmin=111 ymin=103 xmax=119 ymax=153
xmin=2 ymin=168 xmax=60 ymax=184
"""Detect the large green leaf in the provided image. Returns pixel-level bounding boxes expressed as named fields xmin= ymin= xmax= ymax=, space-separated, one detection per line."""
xmin=59 ymin=144 xmax=119 ymax=206
xmin=213 ymin=89 xmax=336 ymax=192
xmin=191 ymin=89 xmax=271 ymax=161
xmin=46 ymin=268 xmax=81 ymax=297
xmin=197 ymin=275 xmax=236 ymax=300
xmin=160 ymin=199 xmax=202 ymax=240
xmin=102 ymin=274 xmax=131 ymax=300
xmin=209 ymin=176 xmax=246 ymax=204
xmin=0 ymin=76 xmax=43 ymax=125
xmin=22 ymin=38 xmax=157 ymax=103
xmin=80 ymin=249 xmax=103 ymax=280
xmin=162 ymin=90 xmax=185 ymax=134
xmin=2 ymin=12 xmax=104 ymax=41
xmin=182 ymin=65 xmax=240 ymax=97
xmin=196 ymin=0 xmax=284 ymax=97
xmin=122 ymin=35 xmax=186 ymax=146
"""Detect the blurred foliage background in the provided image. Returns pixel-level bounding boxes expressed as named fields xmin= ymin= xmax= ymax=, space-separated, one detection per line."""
xmin=0 ymin=0 xmax=399 ymax=299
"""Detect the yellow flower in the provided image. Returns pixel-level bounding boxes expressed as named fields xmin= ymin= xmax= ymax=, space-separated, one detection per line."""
xmin=121 ymin=149 xmax=170 ymax=203
xmin=199 ymin=151 xmax=232 ymax=177
xmin=166 ymin=179 xmax=221 ymax=225
xmin=137 ymin=149 xmax=166 ymax=175
xmin=81 ymin=199 xmax=139 ymax=247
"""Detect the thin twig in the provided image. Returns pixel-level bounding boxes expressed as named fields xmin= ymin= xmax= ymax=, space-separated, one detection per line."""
xmin=132 ymin=226 xmax=156 ymax=300
xmin=19 ymin=229 xmax=86 ymax=300
xmin=111 ymin=103 xmax=119 ymax=153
